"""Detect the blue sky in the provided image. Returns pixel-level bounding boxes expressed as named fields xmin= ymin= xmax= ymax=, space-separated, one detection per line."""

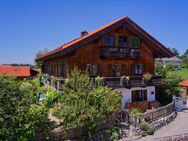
xmin=0 ymin=0 xmax=187 ymax=64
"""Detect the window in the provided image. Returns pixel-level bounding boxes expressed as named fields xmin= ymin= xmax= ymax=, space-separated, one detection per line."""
xmin=112 ymin=64 xmax=121 ymax=77
xmin=86 ymin=64 xmax=97 ymax=77
xmin=105 ymin=35 xmax=115 ymax=47
xmin=118 ymin=36 xmax=128 ymax=47
xmin=134 ymin=64 xmax=143 ymax=75
xmin=183 ymin=100 xmax=187 ymax=105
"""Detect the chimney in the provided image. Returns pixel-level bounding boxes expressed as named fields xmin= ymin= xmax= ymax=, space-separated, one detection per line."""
xmin=81 ymin=31 xmax=88 ymax=37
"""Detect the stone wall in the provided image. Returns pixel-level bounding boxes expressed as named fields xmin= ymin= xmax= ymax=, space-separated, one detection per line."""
xmin=149 ymin=111 xmax=176 ymax=131
xmin=36 ymin=112 xmax=117 ymax=141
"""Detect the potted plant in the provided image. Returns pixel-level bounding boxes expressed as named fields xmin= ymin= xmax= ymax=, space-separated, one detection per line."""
xmin=143 ymin=73 xmax=152 ymax=83
xmin=120 ymin=75 xmax=127 ymax=85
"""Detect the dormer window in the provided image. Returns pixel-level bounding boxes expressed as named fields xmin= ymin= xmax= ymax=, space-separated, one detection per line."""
xmin=105 ymin=35 xmax=115 ymax=47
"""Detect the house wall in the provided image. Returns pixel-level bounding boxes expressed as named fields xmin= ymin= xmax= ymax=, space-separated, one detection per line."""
xmin=163 ymin=61 xmax=181 ymax=70
xmin=174 ymin=96 xmax=188 ymax=110
xmin=117 ymin=86 xmax=155 ymax=110
xmin=43 ymin=25 xmax=155 ymax=77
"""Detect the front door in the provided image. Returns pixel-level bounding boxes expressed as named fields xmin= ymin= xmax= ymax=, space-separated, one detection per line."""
xmin=132 ymin=90 xmax=147 ymax=102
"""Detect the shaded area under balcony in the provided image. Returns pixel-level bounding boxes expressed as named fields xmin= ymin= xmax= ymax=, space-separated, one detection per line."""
xmin=102 ymin=75 xmax=162 ymax=88
xmin=100 ymin=47 xmax=141 ymax=59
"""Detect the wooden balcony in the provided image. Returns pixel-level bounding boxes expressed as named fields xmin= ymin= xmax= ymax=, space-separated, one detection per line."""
xmin=101 ymin=77 xmax=123 ymax=88
xmin=102 ymin=76 xmax=162 ymax=88
xmin=100 ymin=47 xmax=141 ymax=59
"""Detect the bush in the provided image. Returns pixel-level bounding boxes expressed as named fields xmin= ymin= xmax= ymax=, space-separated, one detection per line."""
xmin=0 ymin=76 xmax=55 ymax=140
xmin=166 ymin=63 xmax=175 ymax=71
xmin=52 ymin=67 xmax=121 ymax=137
xmin=131 ymin=108 xmax=142 ymax=117
xmin=140 ymin=122 xmax=154 ymax=135
xmin=155 ymin=62 xmax=167 ymax=78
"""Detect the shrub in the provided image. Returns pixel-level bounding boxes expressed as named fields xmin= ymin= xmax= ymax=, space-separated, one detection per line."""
xmin=155 ymin=62 xmax=167 ymax=78
xmin=52 ymin=67 xmax=121 ymax=137
xmin=131 ymin=108 xmax=142 ymax=117
xmin=140 ymin=122 xmax=154 ymax=135
xmin=0 ymin=76 xmax=55 ymax=140
xmin=166 ymin=63 xmax=175 ymax=71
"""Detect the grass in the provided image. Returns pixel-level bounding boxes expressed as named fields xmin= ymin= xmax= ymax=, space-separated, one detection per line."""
xmin=167 ymin=69 xmax=188 ymax=80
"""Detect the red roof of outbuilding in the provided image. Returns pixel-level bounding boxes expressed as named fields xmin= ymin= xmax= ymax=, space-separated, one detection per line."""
xmin=36 ymin=16 xmax=174 ymax=61
xmin=0 ymin=66 xmax=31 ymax=77
xmin=179 ymin=79 xmax=188 ymax=87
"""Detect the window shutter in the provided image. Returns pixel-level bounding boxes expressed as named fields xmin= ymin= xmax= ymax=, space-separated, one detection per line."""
xmin=136 ymin=37 xmax=140 ymax=48
xmin=131 ymin=36 xmax=140 ymax=48
xmin=108 ymin=64 xmax=113 ymax=77
xmin=97 ymin=64 xmax=102 ymax=76
xmin=143 ymin=64 xmax=147 ymax=74
xmin=122 ymin=64 xmax=126 ymax=76
xmin=131 ymin=64 xmax=135 ymax=76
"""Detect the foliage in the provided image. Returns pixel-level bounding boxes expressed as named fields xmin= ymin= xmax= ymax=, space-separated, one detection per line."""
xmin=109 ymin=126 xmax=120 ymax=140
xmin=35 ymin=48 xmax=48 ymax=68
xmin=0 ymin=77 xmax=31 ymax=140
xmin=130 ymin=108 xmax=142 ymax=117
xmin=166 ymin=63 xmax=175 ymax=71
xmin=0 ymin=76 xmax=56 ymax=140
xmin=143 ymin=73 xmax=152 ymax=81
xmin=155 ymin=61 xmax=183 ymax=104
xmin=140 ymin=122 xmax=154 ymax=135
xmin=171 ymin=48 xmax=179 ymax=56
xmin=52 ymin=67 xmax=121 ymax=137
xmin=164 ymin=73 xmax=182 ymax=94
xmin=155 ymin=62 xmax=167 ymax=78
xmin=167 ymin=69 xmax=188 ymax=80
xmin=180 ymin=56 xmax=188 ymax=69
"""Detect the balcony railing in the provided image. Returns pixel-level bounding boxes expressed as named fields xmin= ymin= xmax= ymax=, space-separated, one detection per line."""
xmin=102 ymin=75 xmax=162 ymax=88
xmin=100 ymin=47 xmax=141 ymax=59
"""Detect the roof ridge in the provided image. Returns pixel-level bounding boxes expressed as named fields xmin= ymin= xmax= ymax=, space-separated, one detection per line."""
xmin=36 ymin=16 xmax=128 ymax=60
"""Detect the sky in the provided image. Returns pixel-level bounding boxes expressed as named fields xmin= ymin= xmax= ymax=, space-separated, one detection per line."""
xmin=0 ymin=0 xmax=188 ymax=64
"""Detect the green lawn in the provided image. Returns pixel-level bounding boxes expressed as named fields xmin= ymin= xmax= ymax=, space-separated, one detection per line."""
xmin=167 ymin=69 xmax=188 ymax=80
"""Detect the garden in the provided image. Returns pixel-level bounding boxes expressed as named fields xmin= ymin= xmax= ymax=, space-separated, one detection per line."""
xmin=0 ymin=68 xmax=122 ymax=141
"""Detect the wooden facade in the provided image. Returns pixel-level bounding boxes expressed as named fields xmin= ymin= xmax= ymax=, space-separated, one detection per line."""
xmin=37 ymin=17 xmax=174 ymax=79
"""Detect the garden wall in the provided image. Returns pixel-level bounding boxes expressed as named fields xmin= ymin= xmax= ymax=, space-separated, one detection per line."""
xmin=174 ymin=96 xmax=188 ymax=111
xmin=36 ymin=112 xmax=117 ymax=141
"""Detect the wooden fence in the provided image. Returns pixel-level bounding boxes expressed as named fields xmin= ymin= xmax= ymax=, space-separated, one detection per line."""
xmin=140 ymin=102 xmax=175 ymax=122
xmin=123 ymin=102 xmax=175 ymax=127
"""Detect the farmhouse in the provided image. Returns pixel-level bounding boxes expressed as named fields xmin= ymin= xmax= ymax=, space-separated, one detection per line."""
xmin=36 ymin=16 xmax=174 ymax=110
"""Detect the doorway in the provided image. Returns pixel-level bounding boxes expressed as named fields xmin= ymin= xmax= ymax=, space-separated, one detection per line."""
xmin=132 ymin=90 xmax=147 ymax=102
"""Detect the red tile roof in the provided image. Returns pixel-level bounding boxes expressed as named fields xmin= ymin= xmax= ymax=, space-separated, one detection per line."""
xmin=179 ymin=79 xmax=188 ymax=87
xmin=36 ymin=16 xmax=174 ymax=61
xmin=0 ymin=66 xmax=31 ymax=77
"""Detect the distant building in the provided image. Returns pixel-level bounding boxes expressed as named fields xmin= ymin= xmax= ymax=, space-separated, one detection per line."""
xmin=0 ymin=65 xmax=39 ymax=80
xmin=155 ymin=56 xmax=182 ymax=70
